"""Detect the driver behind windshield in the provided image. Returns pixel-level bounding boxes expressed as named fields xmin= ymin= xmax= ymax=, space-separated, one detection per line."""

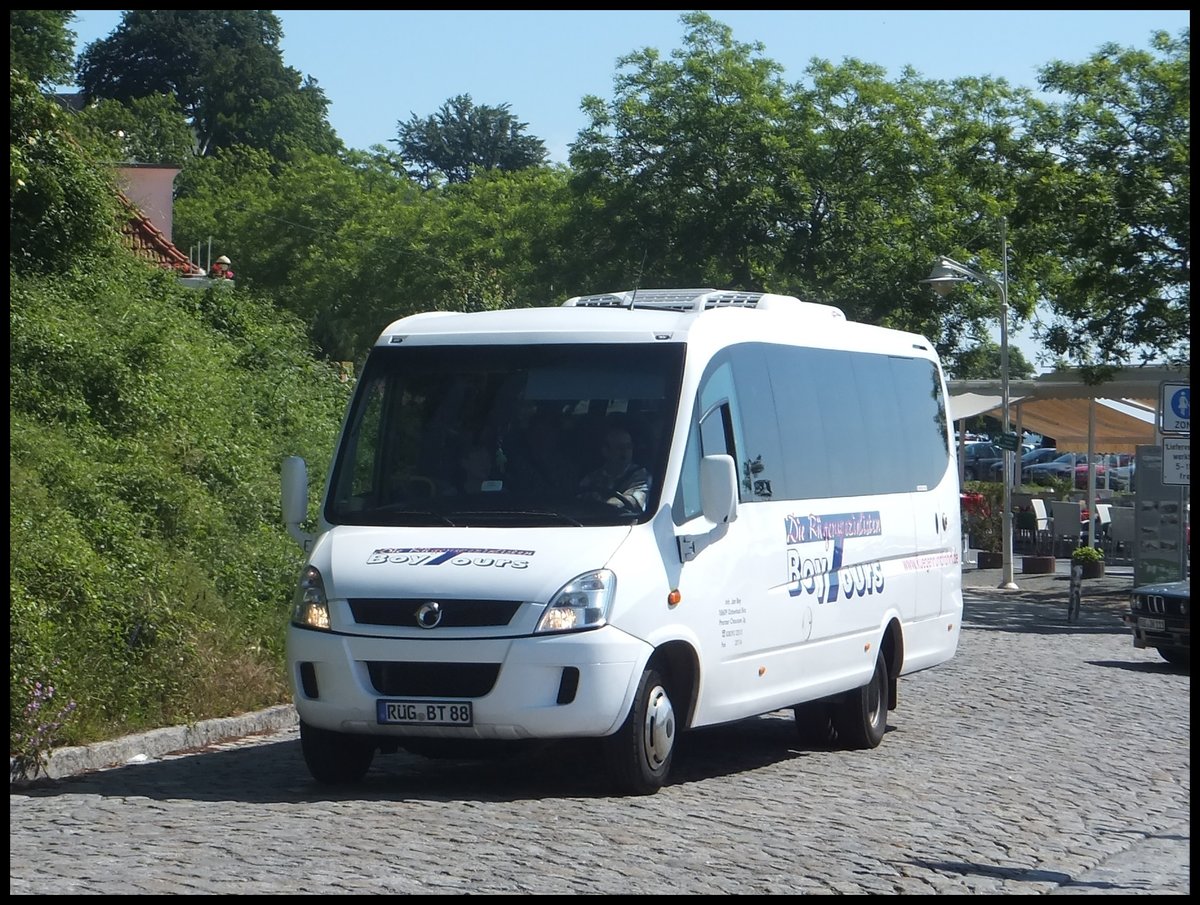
xmin=578 ymin=426 xmax=651 ymax=512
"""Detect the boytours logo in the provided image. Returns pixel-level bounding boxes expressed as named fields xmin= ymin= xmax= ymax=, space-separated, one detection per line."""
xmin=785 ymin=511 xmax=885 ymax=603
xmin=367 ymin=547 xmax=533 ymax=569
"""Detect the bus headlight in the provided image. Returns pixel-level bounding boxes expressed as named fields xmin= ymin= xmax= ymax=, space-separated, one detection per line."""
xmin=291 ymin=565 xmax=331 ymax=631
xmin=536 ymin=569 xmax=615 ymax=633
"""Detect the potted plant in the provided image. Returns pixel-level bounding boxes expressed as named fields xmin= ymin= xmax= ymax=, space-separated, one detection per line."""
xmin=1015 ymin=507 xmax=1056 ymax=573
xmin=1022 ymin=553 xmax=1056 ymax=574
xmin=962 ymin=482 xmax=1003 ymax=568
xmin=1071 ymin=544 xmax=1105 ymax=579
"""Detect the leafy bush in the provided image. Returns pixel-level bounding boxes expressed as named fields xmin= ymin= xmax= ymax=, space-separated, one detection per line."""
xmin=10 ymin=671 xmax=77 ymax=781
xmin=10 ymin=70 xmax=124 ymax=275
xmin=1015 ymin=509 xmax=1039 ymax=532
xmin=961 ymin=481 xmax=1004 ymax=551
xmin=1071 ymin=545 xmax=1105 ymax=564
xmin=10 ymin=265 xmax=351 ymax=748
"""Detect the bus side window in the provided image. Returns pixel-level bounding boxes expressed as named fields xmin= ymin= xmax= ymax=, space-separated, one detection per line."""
xmin=700 ymin=401 xmax=734 ymax=458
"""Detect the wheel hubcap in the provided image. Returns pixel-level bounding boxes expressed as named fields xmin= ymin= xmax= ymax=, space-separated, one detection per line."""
xmin=642 ymin=684 xmax=676 ymax=768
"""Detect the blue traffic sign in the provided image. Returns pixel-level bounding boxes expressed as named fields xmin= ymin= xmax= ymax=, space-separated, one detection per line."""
xmin=1160 ymin=382 xmax=1190 ymax=434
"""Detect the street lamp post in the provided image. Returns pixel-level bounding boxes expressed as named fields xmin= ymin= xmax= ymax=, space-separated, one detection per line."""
xmin=923 ymin=221 xmax=1018 ymax=590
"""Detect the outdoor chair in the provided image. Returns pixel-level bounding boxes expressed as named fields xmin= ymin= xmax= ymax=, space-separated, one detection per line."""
xmin=1108 ymin=506 xmax=1136 ymax=563
xmin=1094 ymin=503 xmax=1114 ymax=556
xmin=1029 ymin=498 xmax=1053 ymax=554
xmin=1049 ymin=500 xmax=1086 ymax=557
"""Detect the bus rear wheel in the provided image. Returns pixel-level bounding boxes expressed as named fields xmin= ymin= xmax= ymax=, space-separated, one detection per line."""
xmin=833 ymin=654 xmax=888 ymax=750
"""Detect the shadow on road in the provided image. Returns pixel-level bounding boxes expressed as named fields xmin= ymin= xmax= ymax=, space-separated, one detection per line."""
xmin=12 ymin=710 xmax=844 ymax=805
xmin=962 ymin=591 xmax=1129 ymax=636
xmin=1086 ymin=658 xmax=1188 ymax=675
xmin=907 ymin=858 xmax=1133 ymax=892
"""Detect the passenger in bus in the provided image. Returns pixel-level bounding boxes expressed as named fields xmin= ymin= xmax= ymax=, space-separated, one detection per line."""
xmin=578 ymin=426 xmax=651 ymax=511
xmin=452 ymin=444 xmax=494 ymax=494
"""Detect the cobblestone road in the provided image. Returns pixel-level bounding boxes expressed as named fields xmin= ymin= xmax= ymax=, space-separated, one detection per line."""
xmin=10 ymin=590 xmax=1189 ymax=895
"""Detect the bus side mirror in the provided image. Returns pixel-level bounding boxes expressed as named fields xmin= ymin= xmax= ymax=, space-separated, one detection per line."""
xmin=700 ymin=454 xmax=739 ymax=525
xmin=281 ymin=456 xmax=314 ymax=550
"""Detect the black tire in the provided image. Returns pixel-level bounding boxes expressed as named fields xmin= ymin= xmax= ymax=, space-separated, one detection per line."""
xmin=299 ymin=720 xmax=376 ymax=785
xmin=1157 ymin=647 xmax=1189 ymax=667
xmin=794 ymin=698 xmax=838 ymax=748
xmin=833 ymin=654 xmax=888 ymax=750
xmin=603 ymin=665 xmax=677 ymax=795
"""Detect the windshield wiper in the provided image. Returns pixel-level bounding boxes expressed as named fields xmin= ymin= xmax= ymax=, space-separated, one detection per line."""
xmin=365 ymin=506 xmax=458 ymax=527
xmin=451 ymin=509 xmax=585 ymax=527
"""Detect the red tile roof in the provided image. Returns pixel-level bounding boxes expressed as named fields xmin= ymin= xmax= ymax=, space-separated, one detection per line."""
xmin=118 ymin=191 xmax=205 ymax=277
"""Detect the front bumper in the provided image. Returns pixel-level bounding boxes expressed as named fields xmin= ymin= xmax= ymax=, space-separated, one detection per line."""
xmin=1122 ymin=613 xmax=1190 ymax=652
xmin=286 ymin=623 xmax=650 ymax=740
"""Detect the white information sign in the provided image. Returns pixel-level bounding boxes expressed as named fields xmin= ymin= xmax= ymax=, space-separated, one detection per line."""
xmin=1162 ymin=438 xmax=1189 ymax=486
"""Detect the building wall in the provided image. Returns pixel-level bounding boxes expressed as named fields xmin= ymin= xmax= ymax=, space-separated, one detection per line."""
xmin=116 ymin=165 xmax=180 ymax=244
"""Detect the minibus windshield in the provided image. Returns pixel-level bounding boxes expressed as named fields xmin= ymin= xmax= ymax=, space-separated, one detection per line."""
xmin=326 ymin=342 xmax=685 ymax=527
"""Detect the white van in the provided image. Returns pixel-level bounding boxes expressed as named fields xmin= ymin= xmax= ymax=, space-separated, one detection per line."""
xmin=281 ymin=288 xmax=963 ymax=794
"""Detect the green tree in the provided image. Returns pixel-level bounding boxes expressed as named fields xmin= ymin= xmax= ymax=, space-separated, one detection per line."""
xmin=792 ymin=61 xmax=1040 ymax=354
xmin=72 ymin=93 xmax=197 ymax=167
xmin=570 ymin=12 xmax=793 ymax=290
xmin=172 ymin=143 xmax=280 ymax=273
xmin=1020 ymin=28 xmax=1190 ymax=368
xmin=10 ymin=10 xmax=75 ymax=88
xmin=950 ymin=341 xmax=1036 ymax=381
xmin=175 ymin=146 xmax=428 ymax=358
xmin=173 ymin=144 xmax=576 ymax=362
xmin=394 ymin=93 xmax=548 ymax=187
xmin=9 ymin=69 xmax=122 ymax=275
xmin=567 ymin=11 xmax=1043 ymax=368
xmin=75 ymin=10 xmax=342 ymax=160
xmin=10 ymin=47 xmax=357 ymax=752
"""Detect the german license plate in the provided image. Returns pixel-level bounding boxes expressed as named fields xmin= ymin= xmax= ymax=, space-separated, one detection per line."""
xmin=377 ymin=699 xmax=473 ymax=726
xmin=1137 ymin=617 xmax=1165 ymax=631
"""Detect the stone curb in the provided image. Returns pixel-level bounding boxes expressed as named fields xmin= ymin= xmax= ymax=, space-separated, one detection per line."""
xmin=11 ymin=704 xmax=298 ymax=787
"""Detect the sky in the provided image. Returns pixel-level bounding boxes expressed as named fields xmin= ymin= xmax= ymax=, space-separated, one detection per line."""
xmin=58 ymin=10 xmax=1190 ymax=371
xmin=61 ymin=10 xmax=1189 ymax=160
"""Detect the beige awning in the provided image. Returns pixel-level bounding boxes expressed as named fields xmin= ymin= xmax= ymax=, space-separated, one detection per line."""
xmin=1010 ymin=398 xmax=1154 ymax=454
xmin=949 ymin=392 xmax=1025 ymax=422
xmin=948 ymin=365 xmax=1181 ymax=454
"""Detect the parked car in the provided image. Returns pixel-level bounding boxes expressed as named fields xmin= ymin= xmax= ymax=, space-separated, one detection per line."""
xmin=1111 ymin=458 xmax=1137 ymax=492
xmin=1023 ymin=452 xmax=1117 ymax=489
xmin=987 ymin=446 xmax=1058 ymax=481
xmin=1122 ymin=579 xmax=1189 ymax=666
xmin=961 ymin=442 xmax=1005 ymax=481
xmin=1089 ymin=454 xmax=1132 ymax=491
xmin=955 ymin=431 xmax=989 ymax=444
xmin=1098 ymin=453 xmax=1136 ymax=492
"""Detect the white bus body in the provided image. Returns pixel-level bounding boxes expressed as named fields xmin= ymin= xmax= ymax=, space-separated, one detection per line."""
xmin=283 ymin=288 xmax=963 ymax=794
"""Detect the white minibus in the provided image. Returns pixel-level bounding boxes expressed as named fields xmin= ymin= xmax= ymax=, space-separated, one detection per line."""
xmin=282 ymin=288 xmax=963 ymax=794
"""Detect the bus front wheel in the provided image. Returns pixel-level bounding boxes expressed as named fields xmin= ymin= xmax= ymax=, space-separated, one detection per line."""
xmin=603 ymin=665 xmax=677 ymax=795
